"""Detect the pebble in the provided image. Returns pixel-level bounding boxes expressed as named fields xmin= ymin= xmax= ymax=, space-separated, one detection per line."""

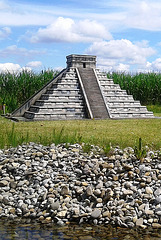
xmin=91 ymin=209 xmax=101 ymax=219
xmin=50 ymin=201 xmax=60 ymax=210
xmin=136 ymin=218 xmax=144 ymax=226
xmin=0 ymin=142 xmax=161 ymax=229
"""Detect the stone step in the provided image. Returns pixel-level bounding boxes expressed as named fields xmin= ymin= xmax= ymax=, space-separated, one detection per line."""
xmin=102 ymin=88 xmax=127 ymax=95
xmin=35 ymin=99 xmax=84 ymax=106
xmin=101 ymin=84 xmax=121 ymax=90
xmin=105 ymin=95 xmax=134 ymax=101
xmin=40 ymin=96 xmax=83 ymax=101
xmin=109 ymin=106 xmax=148 ymax=113
xmin=104 ymin=92 xmax=132 ymax=97
xmin=108 ymin=103 xmax=141 ymax=108
xmin=95 ymin=70 xmax=107 ymax=77
xmin=110 ymin=112 xmax=154 ymax=119
xmin=62 ymin=73 xmax=77 ymax=78
xmin=29 ymin=105 xmax=85 ymax=113
xmin=99 ymin=80 xmax=118 ymax=84
xmin=57 ymin=78 xmax=78 ymax=84
xmin=24 ymin=111 xmax=86 ymax=120
xmin=49 ymin=83 xmax=80 ymax=89
xmin=107 ymin=99 xmax=140 ymax=104
xmin=41 ymin=90 xmax=82 ymax=99
xmin=45 ymin=88 xmax=81 ymax=92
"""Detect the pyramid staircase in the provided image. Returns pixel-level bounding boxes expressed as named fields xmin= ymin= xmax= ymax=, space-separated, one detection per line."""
xmin=77 ymin=68 xmax=109 ymax=119
xmin=17 ymin=68 xmax=87 ymax=120
xmin=95 ymin=69 xmax=154 ymax=119
xmin=10 ymin=54 xmax=154 ymax=120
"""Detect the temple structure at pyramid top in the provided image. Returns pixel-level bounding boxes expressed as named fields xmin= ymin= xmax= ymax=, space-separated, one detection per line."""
xmin=66 ymin=54 xmax=96 ymax=68
xmin=10 ymin=54 xmax=154 ymax=121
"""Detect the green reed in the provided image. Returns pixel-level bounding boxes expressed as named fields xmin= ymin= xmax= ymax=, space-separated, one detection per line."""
xmin=0 ymin=70 xmax=58 ymax=113
xmin=1 ymin=70 xmax=161 ymax=114
xmin=107 ymin=72 xmax=161 ymax=105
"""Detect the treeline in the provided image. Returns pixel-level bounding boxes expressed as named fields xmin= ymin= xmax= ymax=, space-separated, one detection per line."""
xmin=0 ymin=70 xmax=161 ymax=113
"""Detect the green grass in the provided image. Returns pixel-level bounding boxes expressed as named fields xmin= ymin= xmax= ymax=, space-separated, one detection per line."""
xmin=0 ymin=116 xmax=161 ymax=150
xmin=147 ymin=104 xmax=161 ymax=117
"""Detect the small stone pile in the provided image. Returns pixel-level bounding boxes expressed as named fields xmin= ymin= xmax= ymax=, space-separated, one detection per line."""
xmin=0 ymin=142 xmax=161 ymax=228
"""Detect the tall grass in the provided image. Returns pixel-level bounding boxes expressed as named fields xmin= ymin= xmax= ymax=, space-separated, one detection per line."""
xmin=0 ymin=121 xmax=83 ymax=149
xmin=0 ymin=70 xmax=161 ymax=114
xmin=0 ymin=122 xmax=29 ymax=149
xmin=107 ymin=72 xmax=161 ymax=105
xmin=0 ymin=70 xmax=57 ymax=113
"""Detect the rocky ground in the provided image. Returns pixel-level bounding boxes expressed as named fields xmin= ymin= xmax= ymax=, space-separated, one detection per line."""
xmin=0 ymin=142 xmax=161 ymax=229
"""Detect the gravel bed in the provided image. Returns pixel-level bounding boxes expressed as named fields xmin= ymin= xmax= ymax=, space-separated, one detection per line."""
xmin=0 ymin=142 xmax=161 ymax=228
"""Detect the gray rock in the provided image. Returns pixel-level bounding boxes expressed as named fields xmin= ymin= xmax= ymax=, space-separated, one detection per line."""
xmin=57 ymin=220 xmax=65 ymax=226
xmin=96 ymin=181 xmax=103 ymax=189
xmin=91 ymin=209 xmax=101 ymax=219
xmin=155 ymin=211 xmax=161 ymax=216
xmin=0 ymin=180 xmax=8 ymax=187
xmin=145 ymin=187 xmax=153 ymax=194
xmin=144 ymin=209 xmax=154 ymax=215
xmin=155 ymin=196 xmax=161 ymax=204
xmin=93 ymin=189 xmax=101 ymax=196
xmin=86 ymin=186 xmax=93 ymax=196
xmin=50 ymin=201 xmax=59 ymax=210
xmin=136 ymin=218 xmax=144 ymax=226
xmin=123 ymin=189 xmax=133 ymax=195
xmin=152 ymin=223 xmax=161 ymax=228
xmin=154 ymin=188 xmax=161 ymax=197
xmin=60 ymin=185 xmax=70 ymax=196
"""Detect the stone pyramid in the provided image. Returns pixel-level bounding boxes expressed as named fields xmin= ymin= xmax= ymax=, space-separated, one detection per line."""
xmin=11 ymin=54 xmax=154 ymax=120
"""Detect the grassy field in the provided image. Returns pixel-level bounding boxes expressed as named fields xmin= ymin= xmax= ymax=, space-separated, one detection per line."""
xmin=0 ymin=115 xmax=161 ymax=150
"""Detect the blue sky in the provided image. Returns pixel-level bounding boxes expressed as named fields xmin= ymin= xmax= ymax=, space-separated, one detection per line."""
xmin=1 ymin=0 xmax=161 ymax=72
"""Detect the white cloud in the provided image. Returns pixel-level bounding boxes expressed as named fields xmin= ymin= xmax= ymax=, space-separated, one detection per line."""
xmin=0 ymin=0 xmax=161 ymax=33
xmin=0 ymin=27 xmax=11 ymax=40
xmin=0 ymin=62 xmax=33 ymax=73
xmin=77 ymin=19 xmax=111 ymax=39
xmin=0 ymin=63 xmax=21 ymax=72
xmin=124 ymin=1 xmax=161 ymax=31
xmin=85 ymin=39 xmax=156 ymax=71
xmin=26 ymin=61 xmax=42 ymax=68
xmin=30 ymin=17 xmax=112 ymax=43
xmin=150 ymin=58 xmax=161 ymax=71
xmin=0 ymin=45 xmax=45 ymax=58
xmin=97 ymin=57 xmax=130 ymax=72
xmin=113 ymin=63 xmax=130 ymax=72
